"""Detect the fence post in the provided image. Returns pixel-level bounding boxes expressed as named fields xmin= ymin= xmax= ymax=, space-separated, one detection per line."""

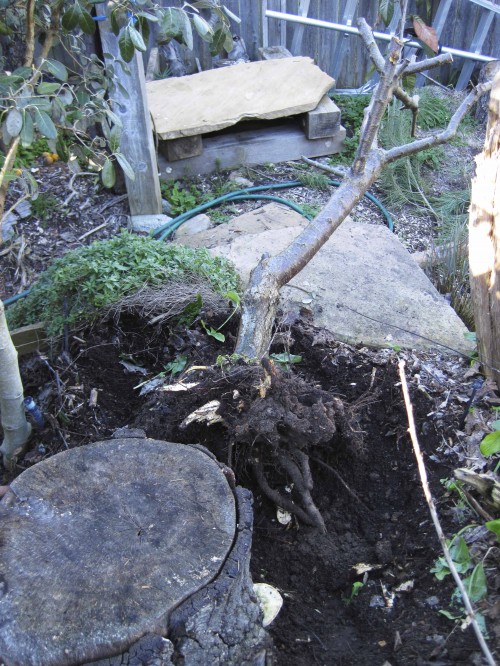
xmin=469 ymin=71 xmax=500 ymax=389
xmin=96 ymin=3 xmax=163 ymax=217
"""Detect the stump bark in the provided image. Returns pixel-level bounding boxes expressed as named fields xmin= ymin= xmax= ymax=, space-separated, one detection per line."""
xmin=0 ymin=429 xmax=271 ymax=665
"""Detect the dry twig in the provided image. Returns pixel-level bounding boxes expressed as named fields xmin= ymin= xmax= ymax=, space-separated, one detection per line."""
xmin=398 ymin=360 xmax=496 ymax=666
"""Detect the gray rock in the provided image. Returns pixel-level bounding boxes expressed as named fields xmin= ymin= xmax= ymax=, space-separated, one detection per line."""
xmin=174 ymin=214 xmax=212 ymax=240
xmin=177 ymin=203 xmax=475 ymax=354
xmin=128 ymin=213 xmax=172 ymax=234
xmin=1 ymin=211 xmax=18 ymax=240
xmin=229 ymin=172 xmax=254 ymax=188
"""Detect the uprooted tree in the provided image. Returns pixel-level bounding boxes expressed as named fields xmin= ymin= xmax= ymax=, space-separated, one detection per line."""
xmin=214 ymin=9 xmax=493 ymax=528
xmin=234 ymin=22 xmax=492 ymax=359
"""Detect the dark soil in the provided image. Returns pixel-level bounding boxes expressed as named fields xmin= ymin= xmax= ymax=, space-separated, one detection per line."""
xmin=3 ymin=313 xmax=499 ymax=666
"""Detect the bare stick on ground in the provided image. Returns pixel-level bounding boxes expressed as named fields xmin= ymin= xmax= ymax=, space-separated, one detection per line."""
xmin=398 ymin=360 xmax=496 ymax=666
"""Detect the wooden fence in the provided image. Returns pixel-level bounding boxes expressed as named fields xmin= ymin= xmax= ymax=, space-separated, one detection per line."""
xmin=156 ymin=1 xmax=500 ymax=89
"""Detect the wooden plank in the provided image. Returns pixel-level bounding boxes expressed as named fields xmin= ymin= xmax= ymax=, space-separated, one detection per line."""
xmin=261 ymin=0 xmax=269 ymax=47
xmin=304 ymin=95 xmax=341 ymax=139
xmin=96 ymin=2 xmax=162 ymax=217
xmin=158 ymin=121 xmax=346 ymax=178
xmin=10 ymin=323 xmax=48 ymax=356
xmin=160 ymin=135 xmax=203 ymax=161
xmin=456 ymin=8 xmax=495 ymax=90
xmin=145 ymin=47 xmax=160 ymax=82
xmin=280 ymin=0 xmax=287 ymax=46
xmin=290 ymin=0 xmax=312 ymax=55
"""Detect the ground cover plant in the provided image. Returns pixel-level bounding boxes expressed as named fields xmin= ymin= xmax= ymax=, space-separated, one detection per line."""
xmin=7 ymin=231 xmax=239 ymax=337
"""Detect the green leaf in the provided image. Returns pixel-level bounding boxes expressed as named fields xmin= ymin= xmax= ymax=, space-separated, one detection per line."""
xmin=225 ymin=291 xmax=240 ymax=306
xmin=210 ymin=27 xmax=228 ymax=56
xmin=118 ymin=26 xmax=135 ymax=62
xmin=223 ymin=30 xmax=234 ymax=54
xmin=5 ymin=108 xmax=23 ymax=137
xmin=37 ymin=82 xmax=60 ymax=95
xmin=438 ymin=610 xmax=461 ymax=621
xmin=55 ymin=134 xmax=69 ymax=162
xmin=192 ymin=14 xmax=213 ymax=42
xmin=222 ymin=5 xmax=241 ymax=24
xmin=136 ymin=11 xmax=158 ymax=22
xmin=101 ymin=158 xmax=116 ymax=189
xmin=464 ymin=563 xmax=487 ymax=603
xmin=480 ymin=430 xmax=500 ymax=457
xmin=164 ymin=355 xmax=188 ymax=376
xmin=110 ymin=7 xmax=121 ymax=35
xmin=271 ymin=352 xmax=303 ymax=366
xmin=43 ymin=59 xmax=68 ymax=82
xmin=486 ymin=519 xmax=500 ymax=542
xmin=114 ymin=152 xmax=135 ymax=180
xmin=128 ymin=25 xmax=147 ymax=52
xmin=33 ymin=108 xmax=57 ymax=139
xmin=12 ymin=66 xmax=33 ymax=80
xmin=78 ymin=9 xmax=96 ymax=35
xmin=20 ymin=110 xmax=34 ymax=147
xmin=137 ymin=15 xmax=150 ymax=47
xmin=490 ymin=419 xmax=500 ymax=431
xmin=379 ymin=0 xmax=394 ymax=25
xmin=201 ymin=320 xmax=225 ymax=342
xmin=62 ymin=3 xmax=82 ymax=31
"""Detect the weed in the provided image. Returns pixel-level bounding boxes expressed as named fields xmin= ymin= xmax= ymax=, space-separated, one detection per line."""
xmin=7 ymin=231 xmax=239 ymax=337
xmin=270 ymin=352 xmax=302 ymax=371
xmin=329 ymin=94 xmax=370 ymax=164
xmin=30 ymin=192 xmax=60 ymax=222
xmin=292 ymin=169 xmax=330 ymax=191
xmin=160 ymin=180 xmax=204 ymax=216
xmin=300 ymin=203 xmax=322 ymax=219
xmin=479 ymin=418 xmax=500 ymax=458
xmin=201 ymin=290 xmax=241 ymax=343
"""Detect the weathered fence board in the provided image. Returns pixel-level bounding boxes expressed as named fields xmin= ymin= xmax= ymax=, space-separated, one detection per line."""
xmin=153 ymin=1 xmax=499 ymax=89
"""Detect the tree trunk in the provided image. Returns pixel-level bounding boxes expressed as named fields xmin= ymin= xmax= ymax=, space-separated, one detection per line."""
xmin=469 ymin=71 xmax=500 ymax=389
xmin=0 ymin=300 xmax=31 ymax=466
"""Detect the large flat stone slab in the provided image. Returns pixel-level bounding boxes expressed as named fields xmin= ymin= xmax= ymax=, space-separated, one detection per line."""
xmin=175 ymin=204 xmax=474 ymax=354
xmin=147 ymin=57 xmax=334 ymax=139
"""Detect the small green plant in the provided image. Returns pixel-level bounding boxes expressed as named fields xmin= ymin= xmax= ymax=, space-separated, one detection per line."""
xmin=160 ymin=180 xmax=204 ymax=216
xmin=431 ymin=528 xmax=489 ymax=635
xmin=479 ymin=419 xmax=500 ymax=457
xmin=329 ymin=94 xmax=370 ymax=164
xmin=270 ymin=352 xmax=302 ymax=371
xmin=300 ymin=203 xmax=322 ymax=219
xmin=292 ymin=169 xmax=330 ymax=191
xmin=201 ymin=290 xmax=241 ymax=343
xmin=343 ymin=581 xmax=364 ymax=605
xmin=164 ymin=354 xmax=188 ymax=377
xmin=7 ymin=231 xmax=239 ymax=337
xmin=30 ymin=192 xmax=60 ymax=222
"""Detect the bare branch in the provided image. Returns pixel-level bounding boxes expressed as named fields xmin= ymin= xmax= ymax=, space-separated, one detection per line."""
xmin=24 ymin=0 xmax=36 ymax=67
xmin=353 ymin=32 xmax=403 ymax=174
xmin=383 ymin=82 xmax=492 ymax=165
xmin=405 ymin=52 xmax=453 ymax=75
xmin=300 ymin=156 xmax=346 ymax=179
xmin=358 ymin=18 xmax=385 ymax=70
xmin=398 ymin=361 xmax=496 ymax=666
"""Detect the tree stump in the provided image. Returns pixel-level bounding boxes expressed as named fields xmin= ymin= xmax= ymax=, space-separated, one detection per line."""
xmin=0 ymin=430 xmax=271 ymax=665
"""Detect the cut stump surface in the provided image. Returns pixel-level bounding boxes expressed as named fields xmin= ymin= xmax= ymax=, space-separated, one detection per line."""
xmin=0 ymin=436 xmax=238 ymax=665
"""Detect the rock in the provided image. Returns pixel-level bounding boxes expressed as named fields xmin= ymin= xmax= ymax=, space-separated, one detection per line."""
xmin=128 ymin=213 xmax=172 ymax=234
xmin=14 ymin=199 xmax=32 ymax=219
xmin=1 ymin=211 xmax=18 ymax=240
xmin=178 ymin=203 xmax=475 ymax=354
xmin=147 ymin=57 xmax=334 ymax=140
xmin=229 ymin=172 xmax=254 ymax=188
xmin=174 ymin=214 xmax=212 ymax=240
xmin=162 ymin=199 xmax=173 ymax=215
